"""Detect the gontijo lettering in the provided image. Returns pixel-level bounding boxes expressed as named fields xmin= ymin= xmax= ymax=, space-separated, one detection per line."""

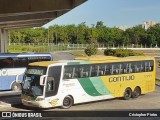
xmin=109 ymin=75 xmax=135 ymax=82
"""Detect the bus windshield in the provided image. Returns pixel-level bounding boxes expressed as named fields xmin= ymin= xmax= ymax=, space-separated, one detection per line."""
xmin=22 ymin=66 xmax=47 ymax=96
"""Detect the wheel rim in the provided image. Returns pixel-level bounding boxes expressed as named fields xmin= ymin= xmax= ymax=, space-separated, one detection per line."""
xmin=124 ymin=89 xmax=131 ymax=99
xmin=63 ymin=98 xmax=71 ymax=106
xmin=13 ymin=85 xmax=18 ymax=91
xmin=135 ymin=88 xmax=140 ymax=96
xmin=12 ymin=83 xmax=21 ymax=91
xmin=125 ymin=90 xmax=130 ymax=98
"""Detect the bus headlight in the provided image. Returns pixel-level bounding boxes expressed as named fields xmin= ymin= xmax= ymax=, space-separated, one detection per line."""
xmin=36 ymin=98 xmax=44 ymax=101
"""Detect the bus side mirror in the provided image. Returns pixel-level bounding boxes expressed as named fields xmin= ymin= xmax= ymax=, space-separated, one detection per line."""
xmin=40 ymin=75 xmax=47 ymax=86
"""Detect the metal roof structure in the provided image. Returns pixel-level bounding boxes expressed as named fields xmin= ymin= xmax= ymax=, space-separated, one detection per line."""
xmin=0 ymin=0 xmax=87 ymax=30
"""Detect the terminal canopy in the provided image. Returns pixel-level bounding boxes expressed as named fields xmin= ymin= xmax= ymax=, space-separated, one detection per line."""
xmin=0 ymin=0 xmax=87 ymax=30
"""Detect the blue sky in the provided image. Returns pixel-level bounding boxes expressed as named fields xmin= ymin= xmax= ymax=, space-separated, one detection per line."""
xmin=44 ymin=0 xmax=160 ymax=28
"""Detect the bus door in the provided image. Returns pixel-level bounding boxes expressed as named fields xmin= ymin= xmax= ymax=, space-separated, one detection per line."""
xmin=45 ymin=66 xmax=62 ymax=97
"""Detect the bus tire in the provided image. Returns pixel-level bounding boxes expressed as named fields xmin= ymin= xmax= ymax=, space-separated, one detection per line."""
xmin=123 ymin=88 xmax=132 ymax=100
xmin=11 ymin=82 xmax=22 ymax=91
xmin=62 ymin=96 xmax=73 ymax=109
xmin=132 ymin=87 xmax=141 ymax=98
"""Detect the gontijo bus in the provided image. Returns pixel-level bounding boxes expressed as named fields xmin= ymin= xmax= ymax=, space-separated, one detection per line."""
xmin=20 ymin=56 xmax=156 ymax=108
xmin=0 ymin=53 xmax=53 ymax=91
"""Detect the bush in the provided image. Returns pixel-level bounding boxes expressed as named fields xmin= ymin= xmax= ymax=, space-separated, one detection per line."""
xmin=104 ymin=49 xmax=116 ymax=56
xmin=104 ymin=49 xmax=144 ymax=57
xmin=85 ymin=46 xmax=97 ymax=56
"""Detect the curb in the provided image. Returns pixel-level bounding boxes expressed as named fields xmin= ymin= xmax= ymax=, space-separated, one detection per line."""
xmin=0 ymin=101 xmax=11 ymax=108
xmin=0 ymin=91 xmax=21 ymax=97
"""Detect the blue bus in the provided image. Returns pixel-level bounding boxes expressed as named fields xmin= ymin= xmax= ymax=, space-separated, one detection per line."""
xmin=0 ymin=53 xmax=53 ymax=91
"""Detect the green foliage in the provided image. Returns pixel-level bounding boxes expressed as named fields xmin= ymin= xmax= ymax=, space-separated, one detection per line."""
xmin=104 ymin=49 xmax=144 ymax=57
xmin=8 ymin=22 xmax=160 ymax=47
xmin=104 ymin=49 xmax=116 ymax=56
xmin=8 ymin=45 xmax=49 ymax=53
xmin=84 ymin=46 xmax=97 ymax=56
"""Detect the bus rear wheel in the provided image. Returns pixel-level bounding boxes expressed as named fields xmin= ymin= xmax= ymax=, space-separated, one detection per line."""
xmin=62 ymin=96 xmax=73 ymax=109
xmin=132 ymin=87 xmax=141 ymax=98
xmin=123 ymin=88 xmax=132 ymax=100
xmin=11 ymin=82 xmax=22 ymax=91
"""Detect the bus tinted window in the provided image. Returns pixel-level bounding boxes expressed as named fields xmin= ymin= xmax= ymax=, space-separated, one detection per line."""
xmin=0 ymin=57 xmax=13 ymax=68
xmin=13 ymin=57 xmax=28 ymax=68
xmin=80 ymin=65 xmax=90 ymax=78
xmin=28 ymin=56 xmax=52 ymax=64
xmin=104 ymin=64 xmax=110 ymax=75
xmin=64 ymin=66 xmax=73 ymax=79
xmin=110 ymin=63 xmax=122 ymax=75
xmin=63 ymin=60 xmax=154 ymax=80
xmin=144 ymin=60 xmax=154 ymax=72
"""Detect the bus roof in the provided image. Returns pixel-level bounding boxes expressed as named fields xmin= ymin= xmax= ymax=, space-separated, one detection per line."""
xmin=29 ymin=61 xmax=57 ymax=67
xmin=75 ymin=56 xmax=119 ymax=61
xmin=0 ymin=53 xmax=52 ymax=58
xmin=28 ymin=56 xmax=155 ymax=67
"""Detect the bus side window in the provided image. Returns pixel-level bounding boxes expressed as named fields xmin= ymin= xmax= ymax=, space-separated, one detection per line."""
xmin=110 ymin=64 xmax=114 ymax=75
xmin=90 ymin=65 xmax=97 ymax=77
xmin=98 ymin=64 xmax=105 ymax=76
xmin=80 ymin=65 xmax=89 ymax=78
xmin=145 ymin=61 xmax=149 ymax=72
xmin=131 ymin=62 xmax=136 ymax=73
xmin=13 ymin=57 xmax=28 ymax=68
xmin=149 ymin=60 xmax=154 ymax=71
xmin=123 ymin=62 xmax=132 ymax=74
xmin=0 ymin=57 xmax=13 ymax=68
xmin=123 ymin=63 xmax=128 ymax=74
xmin=63 ymin=66 xmax=73 ymax=79
xmin=141 ymin=62 xmax=145 ymax=72
xmin=104 ymin=64 xmax=110 ymax=75
xmin=119 ymin=63 xmax=123 ymax=74
xmin=72 ymin=66 xmax=79 ymax=78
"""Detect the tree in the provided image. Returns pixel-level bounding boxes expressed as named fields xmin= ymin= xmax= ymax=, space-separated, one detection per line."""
xmin=96 ymin=21 xmax=105 ymax=29
xmin=85 ymin=46 xmax=97 ymax=56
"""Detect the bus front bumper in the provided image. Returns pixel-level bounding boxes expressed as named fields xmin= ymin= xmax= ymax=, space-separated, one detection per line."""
xmin=22 ymin=99 xmax=53 ymax=108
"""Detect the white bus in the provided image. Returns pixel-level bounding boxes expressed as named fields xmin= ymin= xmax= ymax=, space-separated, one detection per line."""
xmin=20 ymin=56 xmax=155 ymax=108
xmin=0 ymin=53 xmax=53 ymax=91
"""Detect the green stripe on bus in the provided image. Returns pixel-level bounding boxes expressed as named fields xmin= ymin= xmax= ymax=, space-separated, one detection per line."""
xmin=78 ymin=78 xmax=102 ymax=96
xmin=67 ymin=62 xmax=80 ymax=65
xmin=67 ymin=61 xmax=91 ymax=65
xmin=89 ymin=77 xmax=111 ymax=95
xmin=79 ymin=61 xmax=91 ymax=64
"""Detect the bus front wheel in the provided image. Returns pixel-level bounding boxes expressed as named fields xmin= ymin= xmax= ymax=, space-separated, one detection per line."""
xmin=123 ymin=88 xmax=132 ymax=100
xmin=132 ymin=87 xmax=141 ymax=98
xmin=62 ymin=96 xmax=73 ymax=109
xmin=11 ymin=82 xmax=22 ymax=91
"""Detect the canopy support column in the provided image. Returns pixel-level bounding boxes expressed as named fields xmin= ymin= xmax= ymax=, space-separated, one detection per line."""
xmin=0 ymin=29 xmax=8 ymax=53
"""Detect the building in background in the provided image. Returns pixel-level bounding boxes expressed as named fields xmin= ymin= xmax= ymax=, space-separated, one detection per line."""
xmin=116 ymin=26 xmax=129 ymax=31
xmin=143 ymin=21 xmax=157 ymax=30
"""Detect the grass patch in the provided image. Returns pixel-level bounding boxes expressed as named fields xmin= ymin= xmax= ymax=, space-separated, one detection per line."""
xmin=70 ymin=50 xmax=87 ymax=57
xmin=70 ymin=50 xmax=104 ymax=57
